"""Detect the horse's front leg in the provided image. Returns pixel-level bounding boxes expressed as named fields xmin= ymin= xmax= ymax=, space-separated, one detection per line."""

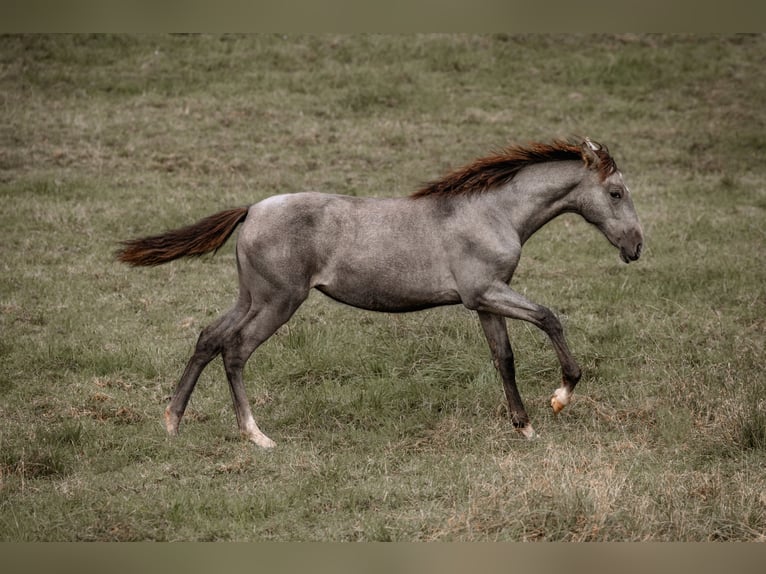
xmin=477 ymin=311 xmax=536 ymax=439
xmin=469 ymin=283 xmax=582 ymax=417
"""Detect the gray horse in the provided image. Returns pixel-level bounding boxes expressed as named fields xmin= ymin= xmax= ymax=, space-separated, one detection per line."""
xmin=117 ymin=138 xmax=643 ymax=446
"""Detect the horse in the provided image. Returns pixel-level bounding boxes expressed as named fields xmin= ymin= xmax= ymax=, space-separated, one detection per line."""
xmin=117 ymin=138 xmax=644 ymax=447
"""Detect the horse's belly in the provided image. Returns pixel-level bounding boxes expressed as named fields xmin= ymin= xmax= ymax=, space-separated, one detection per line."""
xmin=314 ymin=271 xmax=459 ymax=313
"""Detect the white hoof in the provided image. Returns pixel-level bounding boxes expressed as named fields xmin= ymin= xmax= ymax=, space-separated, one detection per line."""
xmin=550 ymin=387 xmax=572 ymax=414
xmin=516 ymin=423 xmax=537 ymax=439
xmin=243 ymin=417 xmax=276 ymax=448
xmin=253 ymin=436 xmax=276 ymax=449
xmin=248 ymin=430 xmax=276 ymax=449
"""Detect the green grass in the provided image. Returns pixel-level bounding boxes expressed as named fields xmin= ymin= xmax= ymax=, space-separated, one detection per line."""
xmin=1 ymin=34 xmax=765 ymax=541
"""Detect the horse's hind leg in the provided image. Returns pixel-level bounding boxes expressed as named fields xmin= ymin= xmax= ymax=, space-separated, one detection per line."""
xmin=221 ymin=295 xmax=306 ymax=448
xmin=164 ymin=305 xmax=244 ymax=435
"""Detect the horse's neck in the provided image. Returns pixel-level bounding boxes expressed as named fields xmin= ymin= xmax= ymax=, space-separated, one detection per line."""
xmin=493 ymin=161 xmax=585 ymax=245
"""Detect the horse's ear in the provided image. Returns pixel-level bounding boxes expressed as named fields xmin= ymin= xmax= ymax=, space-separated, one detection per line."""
xmin=580 ymin=138 xmax=601 ymax=169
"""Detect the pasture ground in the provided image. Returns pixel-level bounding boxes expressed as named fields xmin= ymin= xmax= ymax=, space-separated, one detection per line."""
xmin=1 ymin=34 xmax=765 ymax=541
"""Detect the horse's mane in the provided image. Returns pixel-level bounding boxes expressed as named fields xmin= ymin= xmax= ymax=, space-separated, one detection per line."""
xmin=411 ymin=139 xmax=617 ymax=199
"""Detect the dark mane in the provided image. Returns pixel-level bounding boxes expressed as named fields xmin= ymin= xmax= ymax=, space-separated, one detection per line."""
xmin=411 ymin=139 xmax=617 ymax=199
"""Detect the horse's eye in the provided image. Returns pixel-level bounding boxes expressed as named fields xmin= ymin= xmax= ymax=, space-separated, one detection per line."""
xmin=609 ymin=189 xmax=622 ymax=200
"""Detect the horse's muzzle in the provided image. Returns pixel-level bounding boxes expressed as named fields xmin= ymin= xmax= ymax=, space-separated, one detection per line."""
xmin=620 ymin=241 xmax=642 ymax=263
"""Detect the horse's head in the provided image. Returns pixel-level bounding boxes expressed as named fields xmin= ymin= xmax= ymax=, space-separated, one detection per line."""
xmin=576 ymin=139 xmax=644 ymax=263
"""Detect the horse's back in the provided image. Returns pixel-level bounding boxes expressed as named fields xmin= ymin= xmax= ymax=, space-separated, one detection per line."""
xmin=237 ymin=192 xmax=460 ymax=312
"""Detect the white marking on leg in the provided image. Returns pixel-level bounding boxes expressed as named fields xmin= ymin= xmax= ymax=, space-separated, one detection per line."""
xmin=244 ymin=417 xmax=276 ymax=449
xmin=164 ymin=407 xmax=180 ymax=435
xmin=516 ymin=423 xmax=537 ymax=439
xmin=550 ymin=386 xmax=572 ymax=414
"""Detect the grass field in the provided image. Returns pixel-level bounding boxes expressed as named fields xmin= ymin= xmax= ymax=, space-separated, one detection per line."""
xmin=1 ymin=34 xmax=765 ymax=541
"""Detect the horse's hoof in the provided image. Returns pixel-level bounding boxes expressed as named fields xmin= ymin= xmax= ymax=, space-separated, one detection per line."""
xmin=516 ymin=424 xmax=537 ymax=439
xmin=550 ymin=387 xmax=572 ymax=414
xmin=249 ymin=433 xmax=277 ymax=449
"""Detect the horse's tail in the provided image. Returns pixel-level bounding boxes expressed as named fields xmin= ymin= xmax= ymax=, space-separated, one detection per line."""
xmin=116 ymin=206 xmax=250 ymax=267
